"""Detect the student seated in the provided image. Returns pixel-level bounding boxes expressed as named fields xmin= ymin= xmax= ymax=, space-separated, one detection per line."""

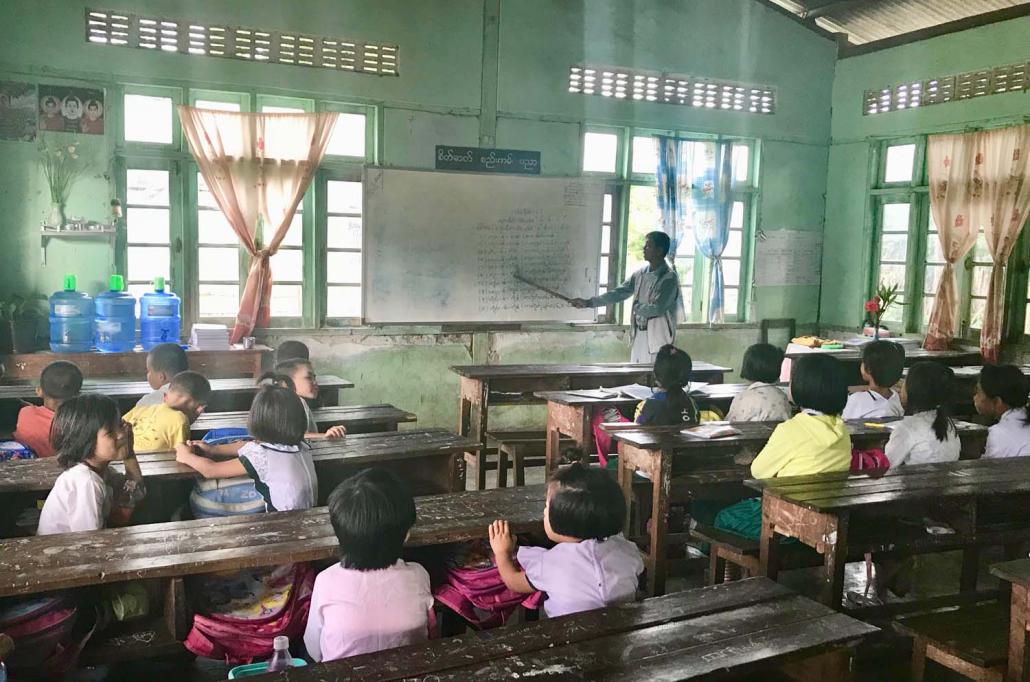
xmin=884 ymin=362 xmax=959 ymax=467
xmin=275 ymin=339 xmax=310 ymax=365
xmin=123 ymin=371 xmax=211 ymax=452
xmin=489 ymin=463 xmax=643 ymax=618
xmin=726 ymin=343 xmax=791 ymax=422
xmin=175 ymin=385 xmax=318 ymax=662
xmin=136 ymin=342 xmax=188 ymax=407
xmin=13 ymin=360 xmax=83 ymax=458
xmin=636 ymin=344 xmax=700 ymax=426
xmin=37 ymin=394 xmax=145 ymax=535
xmin=715 ymin=355 xmax=851 ymax=539
xmin=262 ymin=359 xmax=346 ymax=438
xmin=975 ymin=364 xmax=1030 ymax=459
xmin=304 ymin=468 xmax=433 ymax=662
xmin=842 ymin=340 xmax=904 ymax=421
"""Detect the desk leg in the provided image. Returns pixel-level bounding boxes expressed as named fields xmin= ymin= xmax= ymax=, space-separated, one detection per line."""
xmin=617 ymin=444 xmax=634 ymax=539
xmin=955 ymin=499 xmax=979 ymax=594
xmin=460 ymin=377 xmax=488 ymax=490
xmin=621 ymin=444 xmax=670 ymax=597
xmin=821 ymin=513 xmax=850 ymax=610
xmin=545 ymin=403 xmax=593 ymax=477
xmin=759 ymin=494 xmax=782 ymax=582
xmin=1008 ymin=584 xmax=1030 ymax=682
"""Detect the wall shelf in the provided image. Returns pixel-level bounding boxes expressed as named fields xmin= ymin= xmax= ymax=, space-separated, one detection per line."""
xmin=40 ymin=228 xmax=117 ymax=266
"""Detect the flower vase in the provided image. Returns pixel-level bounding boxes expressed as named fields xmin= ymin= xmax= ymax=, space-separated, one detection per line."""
xmin=47 ymin=201 xmax=65 ymax=229
xmin=873 ymin=316 xmax=880 ymax=341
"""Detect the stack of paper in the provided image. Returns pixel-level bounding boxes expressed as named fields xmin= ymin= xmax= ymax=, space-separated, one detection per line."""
xmin=681 ymin=423 xmax=743 ymax=440
xmin=189 ymin=323 xmax=230 ymax=350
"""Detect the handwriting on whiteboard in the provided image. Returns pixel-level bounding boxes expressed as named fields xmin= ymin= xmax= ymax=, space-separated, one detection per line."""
xmin=754 ymin=230 xmax=823 ymax=287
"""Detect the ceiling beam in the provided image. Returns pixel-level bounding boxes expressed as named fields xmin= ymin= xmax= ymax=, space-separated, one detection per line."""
xmin=802 ymin=0 xmax=879 ymax=21
xmin=841 ymin=3 xmax=1030 ymax=58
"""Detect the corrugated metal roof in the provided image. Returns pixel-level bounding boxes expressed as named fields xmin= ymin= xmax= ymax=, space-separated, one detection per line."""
xmin=768 ymin=0 xmax=1030 ymax=45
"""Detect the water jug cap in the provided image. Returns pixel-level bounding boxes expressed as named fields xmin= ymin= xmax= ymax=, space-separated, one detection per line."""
xmin=154 ymin=276 xmax=165 ymax=292
xmin=109 ymin=274 xmax=125 ymax=292
xmin=272 ymin=636 xmax=289 ymax=651
xmin=62 ymin=274 xmax=76 ymax=292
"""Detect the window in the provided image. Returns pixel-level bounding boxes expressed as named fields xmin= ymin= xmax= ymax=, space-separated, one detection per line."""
xmin=325 ymin=180 xmax=363 ymax=319
xmin=615 ymin=133 xmax=755 ymax=323
xmin=583 ymin=132 xmax=618 ymax=174
xmin=124 ymin=93 xmax=173 ymax=144
xmin=595 ymin=191 xmax=616 ymax=322
xmin=868 ymin=137 xmax=1025 ymax=339
xmin=196 ymin=173 xmax=240 ymax=319
xmin=125 ymin=168 xmax=173 ymax=300
xmin=568 ymin=65 xmax=775 ymax=114
xmin=325 ymin=112 xmax=366 ymax=158
xmin=86 ymin=9 xmax=399 ymax=76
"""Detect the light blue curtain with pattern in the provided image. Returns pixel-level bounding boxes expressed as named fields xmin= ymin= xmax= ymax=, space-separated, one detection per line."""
xmin=684 ymin=140 xmax=734 ymax=323
xmin=655 ymin=136 xmax=688 ymax=322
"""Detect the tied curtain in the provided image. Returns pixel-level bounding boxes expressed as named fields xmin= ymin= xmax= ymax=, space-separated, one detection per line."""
xmin=924 ymin=124 xmax=1030 ymax=362
xmin=178 ymin=106 xmax=338 ymax=342
xmin=655 ymin=137 xmax=733 ymax=323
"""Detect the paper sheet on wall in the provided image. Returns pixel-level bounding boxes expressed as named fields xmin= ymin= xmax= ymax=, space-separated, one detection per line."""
xmin=754 ymin=230 xmax=823 ymax=286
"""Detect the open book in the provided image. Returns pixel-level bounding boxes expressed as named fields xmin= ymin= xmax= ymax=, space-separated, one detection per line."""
xmin=681 ymin=423 xmax=743 ymax=439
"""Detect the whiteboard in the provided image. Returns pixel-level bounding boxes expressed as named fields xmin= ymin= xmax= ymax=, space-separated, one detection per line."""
xmin=362 ymin=168 xmax=604 ymax=323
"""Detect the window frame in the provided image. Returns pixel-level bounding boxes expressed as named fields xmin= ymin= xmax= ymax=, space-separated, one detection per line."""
xmin=317 ymin=167 xmax=365 ymax=327
xmin=591 ymin=126 xmax=758 ymax=324
xmin=867 ymin=136 xmax=1028 ymax=341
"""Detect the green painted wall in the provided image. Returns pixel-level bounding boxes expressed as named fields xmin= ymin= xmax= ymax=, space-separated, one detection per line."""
xmin=0 ymin=0 xmax=836 ymax=427
xmin=819 ymin=16 xmax=1030 ymax=329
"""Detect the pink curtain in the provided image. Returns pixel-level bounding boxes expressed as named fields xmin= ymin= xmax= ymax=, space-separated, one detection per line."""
xmin=979 ymin=124 xmax=1030 ymax=363
xmin=923 ymin=134 xmax=981 ymax=350
xmin=178 ymin=107 xmax=338 ymax=342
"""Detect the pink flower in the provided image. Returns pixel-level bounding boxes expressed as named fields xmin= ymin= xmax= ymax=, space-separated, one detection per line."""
xmin=864 ymin=298 xmax=880 ymax=313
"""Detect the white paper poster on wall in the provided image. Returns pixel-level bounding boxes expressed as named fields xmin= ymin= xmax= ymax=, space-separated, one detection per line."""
xmin=754 ymin=230 xmax=823 ymax=287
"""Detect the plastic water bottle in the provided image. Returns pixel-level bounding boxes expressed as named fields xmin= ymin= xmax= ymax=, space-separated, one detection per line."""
xmin=140 ymin=277 xmax=181 ymax=350
xmin=48 ymin=274 xmax=94 ymax=353
xmin=95 ymin=275 xmax=137 ymax=353
xmin=266 ymin=636 xmax=293 ymax=672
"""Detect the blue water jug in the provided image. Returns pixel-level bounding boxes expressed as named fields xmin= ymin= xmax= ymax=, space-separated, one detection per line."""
xmin=95 ymin=275 xmax=137 ymax=353
xmin=140 ymin=277 xmax=181 ymax=350
xmin=48 ymin=274 xmax=94 ymax=353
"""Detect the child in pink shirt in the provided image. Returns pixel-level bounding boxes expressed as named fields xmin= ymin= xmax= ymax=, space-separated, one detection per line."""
xmin=489 ymin=463 xmax=643 ymax=618
xmin=303 ymin=468 xmax=433 ymax=662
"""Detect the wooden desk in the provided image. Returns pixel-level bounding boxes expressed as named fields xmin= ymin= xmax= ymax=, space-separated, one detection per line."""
xmin=748 ymin=458 xmax=1030 ymax=609
xmin=0 ymin=375 xmax=353 ymax=415
xmin=452 ymin=362 xmax=732 ymax=489
xmin=991 ymin=559 xmax=1030 ymax=681
xmin=191 ymin=404 xmax=416 ymax=437
xmin=0 ymin=485 xmax=546 ymax=663
xmin=250 ymin=578 xmax=877 ymax=682
xmin=610 ymin=420 xmax=989 ymax=596
xmin=536 ymin=384 xmax=791 ymax=476
xmin=0 ymin=346 xmax=271 ymax=381
xmin=0 ymin=430 xmax=478 ymax=532
xmin=786 ymin=347 xmax=982 ymax=384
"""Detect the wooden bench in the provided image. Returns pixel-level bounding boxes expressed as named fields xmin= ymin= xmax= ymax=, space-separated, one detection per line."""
xmin=0 ymin=430 xmax=479 ymax=535
xmin=0 ymin=375 xmax=354 ymax=417
xmin=990 ymin=558 xmax=1030 ymax=682
xmin=0 ymin=485 xmax=548 ymax=664
xmin=483 ymin=429 xmax=578 ymax=488
xmin=191 ymin=404 xmax=416 ymax=438
xmin=609 ymin=419 xmax=990 ymax=596
xmin=895 ymin=601 xmax=1009 ymax=681
xmin=248 ymin=578 xmax=878 ymax=681
xmin=452 ymin=362 xmax=731 ymax=490
xmin=747 ymin=458 xmax=1030 ymax=609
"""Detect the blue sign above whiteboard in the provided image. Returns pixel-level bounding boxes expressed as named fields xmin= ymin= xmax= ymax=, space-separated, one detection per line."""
xmin=435 ymin=145 xmax=541 ymax=174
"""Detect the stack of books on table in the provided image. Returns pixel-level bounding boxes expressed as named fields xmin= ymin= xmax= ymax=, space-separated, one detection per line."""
xmin=189 ymin=323 xmax=230 ymax=350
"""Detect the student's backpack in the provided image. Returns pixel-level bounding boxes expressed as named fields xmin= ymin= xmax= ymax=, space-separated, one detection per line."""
xmin=851 ymin=447 xmax=890 ymax=472
xmin=433 ymin=542 xmax=543 ymax=629
xmin=0 ymin=441 xmax=35 ymax=462
xmin=189 ymin=429 xmax=265 ymax=519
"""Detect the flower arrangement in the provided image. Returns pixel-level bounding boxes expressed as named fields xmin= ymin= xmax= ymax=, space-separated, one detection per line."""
xmin=864 ymin=281 xmax=902 ymax=340
xmin=39 ymin=137 xmax=88 ymax=226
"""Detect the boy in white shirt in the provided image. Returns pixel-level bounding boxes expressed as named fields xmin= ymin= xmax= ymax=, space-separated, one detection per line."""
xmin=975 ymin=364 xmax=1030 ymax=459
xmin=842 ymin=340 xmax=905 ymax=421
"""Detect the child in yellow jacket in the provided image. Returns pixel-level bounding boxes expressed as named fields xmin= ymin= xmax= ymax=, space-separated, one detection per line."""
xmin=715 ymin=354 xmax=852 ymax=538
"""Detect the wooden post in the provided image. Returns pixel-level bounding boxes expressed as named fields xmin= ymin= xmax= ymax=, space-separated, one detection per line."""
xmin=644 ymin=448 xmax=672 ymax=597
xmin=759 ymin=493 xmax=782 ymax=583
xmin=1007 ymin=584 xmax=1030 ymax=682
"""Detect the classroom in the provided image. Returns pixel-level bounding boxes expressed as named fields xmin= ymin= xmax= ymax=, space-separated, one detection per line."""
xmin=0 ymin=0 xmax=1029 ymax=679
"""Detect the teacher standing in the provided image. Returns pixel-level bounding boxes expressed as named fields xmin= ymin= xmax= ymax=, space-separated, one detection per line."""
xmin=572 ymin=231 xmax=681 ymax=363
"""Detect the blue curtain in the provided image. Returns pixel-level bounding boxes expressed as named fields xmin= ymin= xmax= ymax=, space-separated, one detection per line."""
xmin=655 ymin=136 xmax=687 ymax=322
xmin=685 ymin=140 xmax=734 ymax=324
